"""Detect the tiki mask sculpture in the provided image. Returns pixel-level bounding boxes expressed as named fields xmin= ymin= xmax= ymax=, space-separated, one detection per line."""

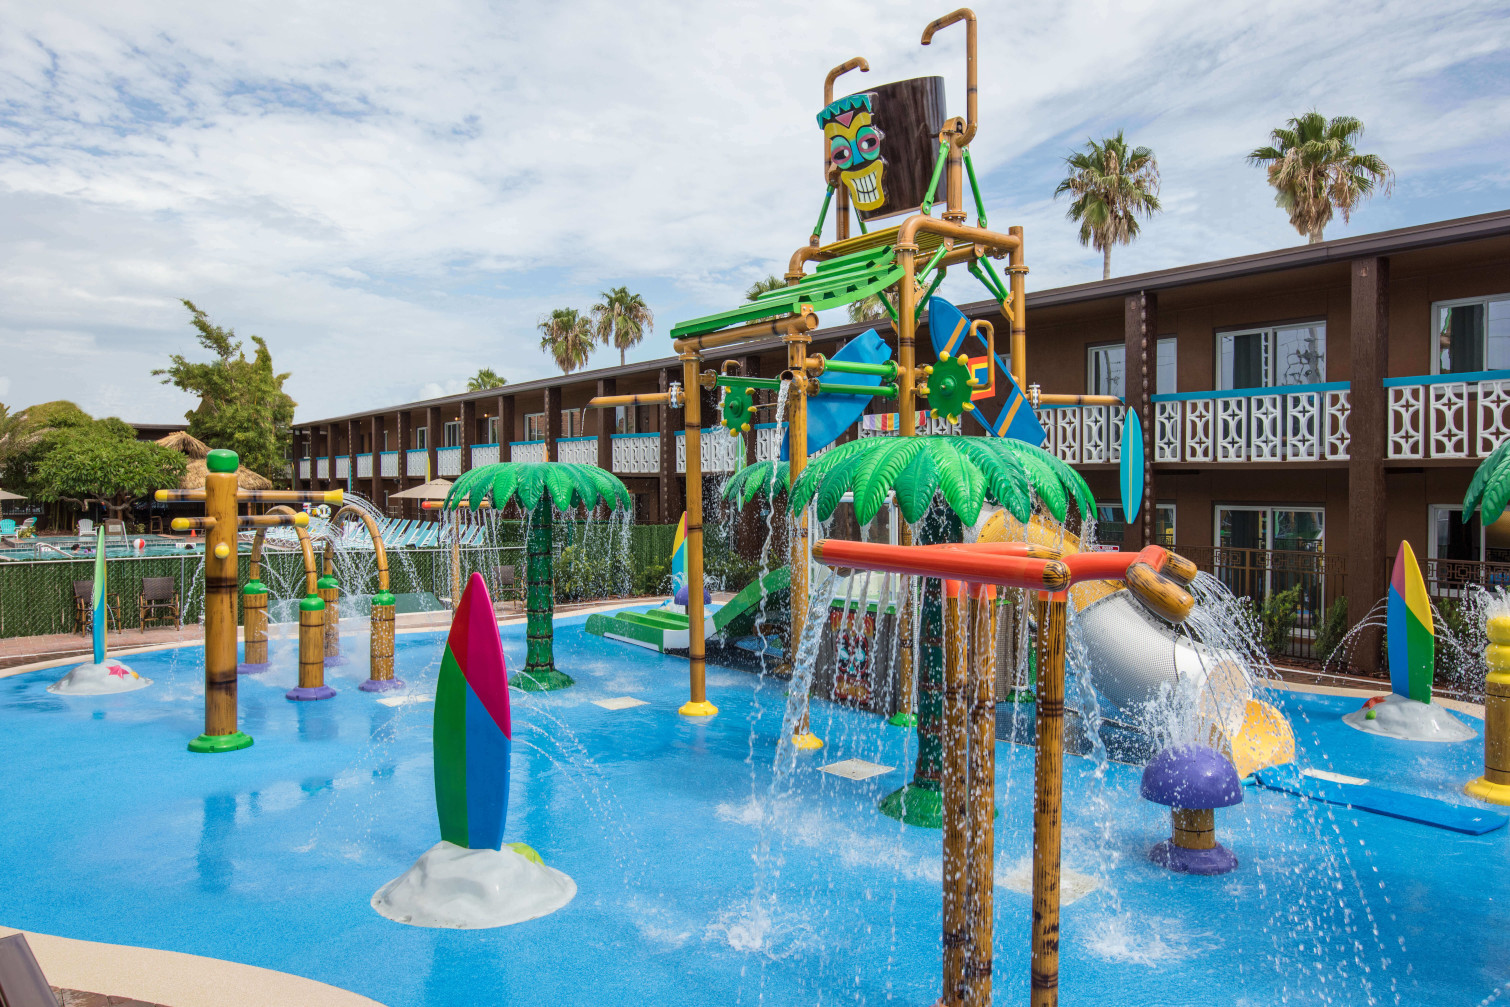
xmin=819 ymin=93 xmax=886 ymax=211
xmin=818 ymin=77 xmax=947 ymax=222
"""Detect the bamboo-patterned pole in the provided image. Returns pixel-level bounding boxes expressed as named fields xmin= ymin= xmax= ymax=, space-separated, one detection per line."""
xmin=679 ymin=352 xmax=716 ymax=716
xmin=189 ymin=449 xmax=251 ymax=752
xmin=319 ymin=542 xmax=344 ymax=665
xmin=940 ymin=579 xmax=969 ymax=1005
xmin=787 ymin=329 xmax=820 ymax=748
xmin=894 ymin=237 xmax=919 ymax=729
xmin=239 ymin=580 xmax=269 ymax=672
xmin=965 ymin=584 xmax=997 ymax=1006
xmin=1031 ymin=592 xmax=1069 ymax=1007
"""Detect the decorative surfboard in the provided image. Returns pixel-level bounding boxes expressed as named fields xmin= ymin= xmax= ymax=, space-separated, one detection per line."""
xmin=781 ymin=327 xmax=891 ymax=460
xmin=434 ymin=572 xmax=513 ymax=851
xmin=1387 ymin=540 xmax=1435 ymax=703
xmin=1120 ymin=407 xmax=1145 ymax=526
xmin=90 ymin=526 xmax=107 ymax=664
xmin=926 ymin=296 xmax=1046 ymax=447
xmin=670 ymin=512 xmax=688 ymax=595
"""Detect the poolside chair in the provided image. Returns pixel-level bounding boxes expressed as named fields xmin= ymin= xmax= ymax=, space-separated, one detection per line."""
xmin=139 ymin=576 xmax=181 ymax=631
xmin=150 ymin=514 xmax=165 ymax=533
xmin=15 ymin=517 xmax=36 ymax=539
xmin=0 ymin=932 xmax=58 ymax=1007
xmin=72 ymin=579 xmax=120 ymax=636
xmin=76 ymin=517 xmax=94 ymax=539
xmin=0 ymin=518 xmax=15 ymax=539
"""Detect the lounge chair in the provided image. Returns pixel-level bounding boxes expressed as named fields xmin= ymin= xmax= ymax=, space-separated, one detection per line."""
xmin=0 ymin=519 xmax=15 ymax=539
xmin=139 ymin=576 xmax=181 ymax=630
xmin=76 ymin=517 xmax=94 ymax=540
xmin=15 ymin=517 xmax=36 ymax=539
xmin=72 ymin=579 xmax=120 ymax=636
xmin=0 ymin=932 xmax=58 ymax=1007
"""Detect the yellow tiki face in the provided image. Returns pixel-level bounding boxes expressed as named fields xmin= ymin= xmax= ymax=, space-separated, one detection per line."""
xmin=818 ymin=93 xmax=885 ymax=211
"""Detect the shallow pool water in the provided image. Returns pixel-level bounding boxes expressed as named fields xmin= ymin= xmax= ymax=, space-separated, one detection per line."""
xmin=1 ymin=615 xmax=1506 ymax=1006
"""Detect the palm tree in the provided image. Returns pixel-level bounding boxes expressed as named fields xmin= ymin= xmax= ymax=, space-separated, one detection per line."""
xmin=466 ymin=368 xmax=507 ymax=391
xmin=1248 ymin=112 xmax=1394 ymax=244
xmin=446 ymin=461 xmax=631 ymax=691
xmin=847 ymin=292 xmax=895 ymax=323
xmin=745 ymin=274 xmax=787 ymax=301
xmin=592 ymin=287 xmax=654 ymax=367
xmin=1054 ymin=131 xmax=1162 ymax=280
xmin=537 ymin=308 xmax=595 ymax=374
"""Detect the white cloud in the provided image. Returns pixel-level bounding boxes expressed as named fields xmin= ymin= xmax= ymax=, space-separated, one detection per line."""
xmin=0 ymin=0 xmax=1506 ymax=421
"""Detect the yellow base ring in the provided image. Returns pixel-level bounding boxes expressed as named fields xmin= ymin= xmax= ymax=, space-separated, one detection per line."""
xmin=679 ymin=700 xmax=719 ymax=717
xmin=791 ymin=732 xmax=824 ymax=750
xmin=1465 ymin=776 xmax=1510 ymax=806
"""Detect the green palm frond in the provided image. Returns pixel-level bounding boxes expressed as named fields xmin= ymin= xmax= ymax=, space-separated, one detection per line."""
xmin=1247 ymin=110 xmax=1394 ymax=242
xmin=444 ymin=462 xmax=632 ymax=514
xmin=1054 ymin=130 xmax=1161 ymax=275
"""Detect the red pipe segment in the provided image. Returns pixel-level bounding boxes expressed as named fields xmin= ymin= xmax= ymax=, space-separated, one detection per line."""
xmin=813 ymin=539 xmax=1072 ymax=592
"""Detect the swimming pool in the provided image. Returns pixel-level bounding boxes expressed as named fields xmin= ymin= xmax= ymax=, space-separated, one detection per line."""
xmin=1 ymin=616 xmax=1505 ymax=1006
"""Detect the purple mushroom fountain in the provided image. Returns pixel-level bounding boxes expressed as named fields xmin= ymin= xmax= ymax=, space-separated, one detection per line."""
xmin=673 ymin=584 xmax=712 ymax=607
xmin=1141 ymin=744 xmax=1243 ymax=876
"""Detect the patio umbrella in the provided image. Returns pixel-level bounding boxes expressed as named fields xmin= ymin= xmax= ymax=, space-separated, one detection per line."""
xmin=390 ymin=479 xmax=454 ymax=500
xmin=0 ymin=487 xmax=22 ymax=525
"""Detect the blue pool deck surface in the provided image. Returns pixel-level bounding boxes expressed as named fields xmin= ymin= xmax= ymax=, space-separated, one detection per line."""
xmin=1 ymin=614 xmax=1507 ymax=1006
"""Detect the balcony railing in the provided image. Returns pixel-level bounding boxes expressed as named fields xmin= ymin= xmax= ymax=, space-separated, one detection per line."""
xmin=379 ymin=450 xmax=399 ymax=478
xmin=1176 ymin=544 xmax=1346 ymax=662
xmin=1385 ymin=369 xmax=1510 ymax=460
xmin=316 ymin=458 xmax=329 ymax=479
xmin=611 ymin=433 xmax=658 ymax=474
xmin=1150 ymin=383 xmax=1351 ymax=464
xmin=406 ymin=449 xmax=427 ymax=477
xmin=335 ymin=455 xmax=349 ymax=479
xmin=557 ymin=436 xmax=596 ymax=465
xmin=676 ymin=428 xmax=743 ymax=474
xmin=437 ymin=446 xmax=461 ymax=476
xmin=511 ymin=440 xmax=545 ymax=464
xmin=470 ymin=443 xmax=500 ymax=468
xmin=356 ymin=454 xmax=372 ymax=478
xmin=1042 ymin=403 xmax=1125 ymax=465
xmin=298 ymin=459 xmax=311 ymax=478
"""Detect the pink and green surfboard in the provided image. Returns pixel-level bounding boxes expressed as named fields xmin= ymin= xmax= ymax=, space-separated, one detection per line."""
xmin=1387 ymin=540 xmax=1435 ymax=703
xmin=434 ymin=572 xmax=513 ymax=850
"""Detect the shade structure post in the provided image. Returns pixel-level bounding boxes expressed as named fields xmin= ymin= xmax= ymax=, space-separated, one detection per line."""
xmin=940 ymin=579 xmax=969 ymax=1005
xmin=679 ymin=351 xmax=716 ymax=716
xmin=964 ymin=584 xmax=997 ymax=1006
xmin=1031 ymin=592 xmax=1069 ymax=1007
xmin=188 ymin=449 xmax=252 ymax=752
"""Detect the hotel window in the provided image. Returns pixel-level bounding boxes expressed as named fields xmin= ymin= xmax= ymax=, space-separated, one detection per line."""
xmin=1086 ymin=343 xmax=1124 ymax=398
xmin=524 ymin=412 xmax=546 ymax=441
xmin=1156 ymin=338 xmax=1177 ymax=394
xmin=1428 ymin=505 xmax=1510 ymax=564
xmin=615 ymin=405 xmax=637 ymax=435
xmin=1433 ymin=293 xmax=1510 ymax=375
xmin=561 ymin=408 xmax=586 ymax=438
xmin=1217 ymin=323 xmax=1325 ymax=390
xmin=1093 ymin=503 xmax=1177 ymax=548
xmin=413 ymin=426 xmax=428 ymax=450
xmin=443 ymin=421 xmax=461 ymax=448
xmin=382 ymin=429 xmax=391 ymax=451
xmin=485 ymin=417 xmax=499 ymax=444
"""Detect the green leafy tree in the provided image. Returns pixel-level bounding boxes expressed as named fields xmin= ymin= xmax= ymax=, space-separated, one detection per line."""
xmin=592 ymin=287 xmax=655 ymax=367
xmin=467 ymin=368 xmax=507 ymax=391
xmin=0 ymin=401 xmax=92 ymax=493
xmin=153 ymin=300 xmax=296 ymax=483
xmin=32 ymin=421 xmax=186 ymax=519
xmin=537 ymin=308 xmax=595 ymax=374
xmin=1054 ymin=131 xmax=1162 ymax=279
xmin=1248 ymin=112 xmax=1394 ymax=243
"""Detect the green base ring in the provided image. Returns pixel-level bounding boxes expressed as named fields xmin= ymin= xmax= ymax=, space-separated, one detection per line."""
xmin=887 ymin=712 xmax=918 ymax=728
xmin=878 ymin=783 xmax=943 ymax=829
xmin=510 ymin=669 xmax=576 ymax=692
xmin=1004 ymin=688 xmax=1036 ymax=704
xmin=188 ymin=731 xmax=254 ymax=754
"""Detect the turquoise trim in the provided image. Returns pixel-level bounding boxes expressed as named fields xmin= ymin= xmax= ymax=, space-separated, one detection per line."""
xmin=468 ymin=442 xmax=499 ymax=450
xmin=380 ymin=450 xmax=399 ymax=457
xmin=1382 ymin=369 xmax=1510 ymax=388
xmin=557 ymin=435 xmax=595 ymax=443
xmin=754 ymin=422 xmax=779 ymax=430
xmin=1151 ymin=381 xmax=1350 ymax=403
xmin=511 ymin=439 xmax=546 ymax=446
xmin=611 ymin=432 xmax=657 ymax=440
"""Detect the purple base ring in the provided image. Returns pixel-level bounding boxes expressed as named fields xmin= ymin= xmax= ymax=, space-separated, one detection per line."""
xmin=324 ymin=654 xmax=351 ymax=667
xmin=359 ymin=677 xmax=406 ymax=693
xmin=237 ymin=662 xmax=271 ymax=675
xmin=1149 ymin=839 xmax=1238 ymax=875
xmin=286 ymin=685 xmax=337 ymax=701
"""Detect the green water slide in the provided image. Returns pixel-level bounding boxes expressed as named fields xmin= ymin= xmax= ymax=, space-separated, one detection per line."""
xmin=585 ymin=567 xmax=792 ymax=653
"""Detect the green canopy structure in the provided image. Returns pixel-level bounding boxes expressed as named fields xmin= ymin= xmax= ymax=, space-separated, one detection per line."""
xmin=445 ymin=462 xmax=631 ymax=691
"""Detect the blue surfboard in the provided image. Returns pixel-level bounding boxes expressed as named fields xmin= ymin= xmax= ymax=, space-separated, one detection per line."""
xmin=1120 ymin=407 xmax=1144 ymax=525
xmin=926 ymin=296 xmax=1045 ymax=447
xmin=782 ymin=327 xmax=890 ymax=460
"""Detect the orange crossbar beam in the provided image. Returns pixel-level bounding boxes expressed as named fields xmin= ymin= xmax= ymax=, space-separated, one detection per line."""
xmin=812 ymin=539 xmax=1072 ymax=593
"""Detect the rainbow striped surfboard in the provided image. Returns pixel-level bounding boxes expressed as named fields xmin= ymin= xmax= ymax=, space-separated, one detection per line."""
xmin=670 ymin=512 xmax=687 ymax=594
xmin=91 ymin=526 xmax=107 ymax=665
xmin=434 ymin=572 xmax=513 ymax=851
xmin=1387 ymin=540 xmax=1435 ymax=703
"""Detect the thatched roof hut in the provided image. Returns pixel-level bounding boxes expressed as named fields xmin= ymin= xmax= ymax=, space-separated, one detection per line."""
xmin=180 ymin=458 xmax=273 ymax=490
xmin=154 ymin=430 xmax=210 ymax=459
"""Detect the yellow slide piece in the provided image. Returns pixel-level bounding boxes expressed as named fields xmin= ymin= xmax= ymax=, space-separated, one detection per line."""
xmin=1214 ymin=699 xmax=1296 ymax=779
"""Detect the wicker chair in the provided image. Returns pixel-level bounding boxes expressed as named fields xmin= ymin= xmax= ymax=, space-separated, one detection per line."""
xmin=72 ymin=579 xmax=120 ymax=636
xmin=139 ymin=576 xmax=181 ymax=631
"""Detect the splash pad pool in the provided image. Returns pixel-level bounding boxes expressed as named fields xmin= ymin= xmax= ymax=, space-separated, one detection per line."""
xmin=1 ymin=611 xmax=1506 ymax=1006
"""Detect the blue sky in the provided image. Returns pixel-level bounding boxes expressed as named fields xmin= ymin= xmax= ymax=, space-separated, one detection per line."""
xmin=1 ymin=0 xmax=1508 ymax=423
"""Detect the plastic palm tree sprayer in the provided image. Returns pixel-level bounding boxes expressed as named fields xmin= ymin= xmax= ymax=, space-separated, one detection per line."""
xmin=442 ymin=461 xmax=632 ymax=692
xmin=1462 ymin=440 xmax=1510 ymax=804
xmin=812 ymin=532 xmax=1196 ymax=1007
xmin=157 ymin=448 xmax=339 ymax=752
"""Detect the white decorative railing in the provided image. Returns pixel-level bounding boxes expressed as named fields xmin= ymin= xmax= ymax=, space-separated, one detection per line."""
xmin=677 ymin=428 xmax=742 ymax=473
xmin=316 ymin=458 xmax=329 ymax=479
xmin=470 ymin=443 xmax=500 ymax=468
xmin=437 ymin=446 xmax=461 ymax=476
xmin=611 ymin=433 xmax=659 ymax=474
xmin=298 ymin=459 xmax=311 ymax=479
xmin=379 ymin=451 xmax=399 ymax=478
xmin=557 ymin=436 xmax=596 ymax=465
xmin=335 ymin=455 xmax=349 ymax=479
xmin=1385 ymin=371 xmax=1510 ymax=460
xmin=510 ymin=440 xmax=545 ymax=464
xmin=1148 ymin=383 xmax=1351 ymax=463
xmin=406 ymin=449 xmax=427 ymax=477
xmin=356 ymin=454 xmax=372 ymax=479
xmin=754 ymin=424 xmax=782 ymax=462
xmin=1040 ymin=404 xmax=1125 ymax=465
